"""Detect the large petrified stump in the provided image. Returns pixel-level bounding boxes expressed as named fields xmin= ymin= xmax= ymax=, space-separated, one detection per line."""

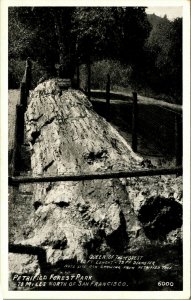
xmin=12 ymin=79 xmax=182 ymax=267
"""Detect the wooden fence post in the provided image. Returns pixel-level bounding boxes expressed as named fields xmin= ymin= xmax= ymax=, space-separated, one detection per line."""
xmin=16 ymin=105 xmax=25 ymax=145
xmin=106 ymin=74 xmax=110 ymax=120
xmin=13 ymin=58 xmax=32 ymax=175
xmin=20 ymin=82 xmax=27 ymax=110
xmin=25 ymin=57 xmax=32 ymax=95
xmin=87 ymin=61 xmax=91 ymax=100
xmin=11 ymin=104 xmax=25 ymax=176
xmin=76 ymin=60 xmax=80 ymax=89
xmin=175 ymin=114 xmax=182 ymax=166
xmin=132 ymin=92 xmax=138 ymax=152
xmin=20 ymin=57 xmax=32 ymax=110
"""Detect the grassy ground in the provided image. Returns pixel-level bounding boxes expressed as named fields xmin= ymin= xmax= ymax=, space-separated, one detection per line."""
xmin=8 ymin=90 xmax=20 ymax=150
xmin=91 ymin=98 xmax=181 ymax=167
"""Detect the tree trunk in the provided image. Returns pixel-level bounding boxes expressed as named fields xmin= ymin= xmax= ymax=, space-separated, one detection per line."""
xmin=54 ymin=11 xmax=65 ymax=66
xmin=53 ymin=11 xmax=74 ymax=79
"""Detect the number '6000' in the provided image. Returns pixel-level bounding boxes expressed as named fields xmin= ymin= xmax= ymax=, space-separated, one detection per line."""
xmin=158 ymin=281 xmax=174 ymax=287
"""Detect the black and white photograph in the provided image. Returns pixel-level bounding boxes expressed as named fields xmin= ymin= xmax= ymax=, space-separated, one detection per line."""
xmin=0 ymin=0 xmax=190 ymax=299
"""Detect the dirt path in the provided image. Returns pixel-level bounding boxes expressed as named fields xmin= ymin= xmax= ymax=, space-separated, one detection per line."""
xmin=8 ymin=89 xmax=20 ymax=151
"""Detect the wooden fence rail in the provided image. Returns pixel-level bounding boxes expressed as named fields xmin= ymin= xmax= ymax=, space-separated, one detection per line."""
xmin=9 ymin=243 xmax=47 ymax=272
xmin=9 ymin=167 xmax=182 ymax=185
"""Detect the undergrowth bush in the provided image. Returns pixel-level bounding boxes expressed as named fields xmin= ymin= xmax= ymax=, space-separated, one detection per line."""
xmin=79 ymin=60 xmax=132 ymax=92
xmin=9 ymin=59 xmax=46 ymax=89
xmin=79 ymin=59 xmax=182 ymax=104
xmin=9 ymin=59 xmax=25 ymax=89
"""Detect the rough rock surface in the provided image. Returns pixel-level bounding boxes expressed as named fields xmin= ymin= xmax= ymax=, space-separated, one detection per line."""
xmin=127 ymin=175 xmax=182 ymax=240
xmin=9 ymin=253 xmax=40 ymax=290
xmin=11 ymin=79 xmax=182 ymax=267
xmin=21 ymin=79 xmax=144 ymax=263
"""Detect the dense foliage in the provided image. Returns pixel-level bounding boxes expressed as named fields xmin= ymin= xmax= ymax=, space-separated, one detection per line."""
xmin=8 ymin=7 xmax=182 ymax=103
xmin=145 ymin=14 xmax=182 ymax=103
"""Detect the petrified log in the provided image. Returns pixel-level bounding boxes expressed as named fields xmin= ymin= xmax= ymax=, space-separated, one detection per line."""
xmin=14 ymin=79 xmax=182 ymax=265
xmin=21 ymin=79 xmax=141 ymax=263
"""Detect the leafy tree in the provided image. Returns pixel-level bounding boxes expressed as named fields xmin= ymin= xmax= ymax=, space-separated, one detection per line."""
xmin=9 ymin=7 xmax=37 ymax=60
xmin=9 ymin=6 xmax=151 ymax=73
xmin=9 ymin=7 xmax=38 ymax=87
xmin=9 ymin=7 xmax=75 ymax=77
xmin=119 ymin=7 xmax=151 ymax=65
xmin=73 ymin=7 xmax=150 ymax=65
xmin=167 ymin=18 xmax=182 ymax=99
xmin=73 ymin=7 xmax=121 ymax=63
xmin=145 ymin=14 xmax=182 ymax=102
xmin=72 ymin=7 xmax=150 ymax=91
